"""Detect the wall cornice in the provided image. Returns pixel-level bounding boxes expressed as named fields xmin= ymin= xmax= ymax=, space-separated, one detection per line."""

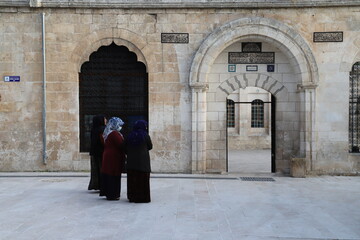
xmin=0 ymin=1 xmax=28 ymax=7
xmin=1 ymin=0 xmax=360 ymax=9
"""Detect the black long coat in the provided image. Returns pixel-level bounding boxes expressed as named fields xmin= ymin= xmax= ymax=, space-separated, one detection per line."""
xmin=125 ymin=134 xmax=153 ymax=173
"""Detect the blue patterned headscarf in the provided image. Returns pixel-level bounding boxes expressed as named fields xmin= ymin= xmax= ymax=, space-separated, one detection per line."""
xmin=126 ymin=120 xmax=148 ymax=146
xmin=102 ymin=117 xmax=124 ymax=141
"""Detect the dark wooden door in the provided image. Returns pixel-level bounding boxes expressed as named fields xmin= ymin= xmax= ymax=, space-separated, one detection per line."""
xmin=271 ymin=94 xmax=276 ymax=173
xmin=79 ymin=42 xmax=148 ymax=152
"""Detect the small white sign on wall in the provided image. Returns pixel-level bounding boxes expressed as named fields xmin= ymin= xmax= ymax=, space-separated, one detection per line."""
xmin=246 ymin=65 xmax=258 ymax=72
xmin=4 ymin=76 xmax=20 ymax=82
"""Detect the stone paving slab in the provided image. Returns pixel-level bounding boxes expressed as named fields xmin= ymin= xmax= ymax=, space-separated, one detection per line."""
xmin=0 ymin=173 xmax=359 ymax=240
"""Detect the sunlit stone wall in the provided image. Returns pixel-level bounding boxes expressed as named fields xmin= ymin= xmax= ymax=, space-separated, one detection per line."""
xmin=0 ymin=1 xmax=359 ymax=175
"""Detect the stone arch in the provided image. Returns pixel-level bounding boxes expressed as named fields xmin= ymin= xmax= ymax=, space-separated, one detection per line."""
xmin=211 ymin=74 xmax=292 ymax=173
xmin=340 ymin=34 xmax=360 ymax=72
xmin=190 ymin=17 xmax=318 ymax=86
xmin=189 ymin=17 xmax=317 ymax=173
xmin=67 ymin=28 xmax=158 ymax=162
xmin=216 ymin=73 xmax=289 ymax=101
xmin=343 ymin=35 xmax=360 ymax=156
xmin=70 ymin=28 xmax=156 ymax=73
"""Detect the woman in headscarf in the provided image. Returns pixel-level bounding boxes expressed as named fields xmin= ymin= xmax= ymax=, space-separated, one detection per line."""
xmin=88 ymin=115 xmax=106 ymax=191
xmin=125 ymin=120 xmax=153 ymax=203
xmin=100 ymin=117 xmax=125 ymax=200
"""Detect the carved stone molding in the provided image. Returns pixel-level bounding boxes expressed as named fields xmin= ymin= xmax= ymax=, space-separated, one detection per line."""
xmin=190 ymin=82 xmax=209 ymax=92
xmin=297 ymin=83 xmax=318 ymax=91
xmin=3 ymin=0 xmax=360 ymax=8
xmin=189 ymin=17 xmax=319 ymax=89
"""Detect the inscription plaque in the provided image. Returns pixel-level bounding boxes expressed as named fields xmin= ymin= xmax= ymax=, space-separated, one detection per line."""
xmin=313 ymin=32 xmax=343 ymax=42
xmin=242 ymin=42 xmax=262 ymax=52
xmin=228 ymin=52 xmax=275 ymax=64
xmin=161 ymin=33 xmax=189 ymax=43
xmin=246 ymin=65 xmax=258 ymax=72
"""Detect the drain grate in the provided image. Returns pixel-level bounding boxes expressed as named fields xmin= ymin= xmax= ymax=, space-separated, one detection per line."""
xmin=240 ymin=177 xmax=275 ymax=182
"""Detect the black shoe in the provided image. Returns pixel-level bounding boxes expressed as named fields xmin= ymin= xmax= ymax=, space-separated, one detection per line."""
xmin=106 ymin=197 xmax=119 ymax=201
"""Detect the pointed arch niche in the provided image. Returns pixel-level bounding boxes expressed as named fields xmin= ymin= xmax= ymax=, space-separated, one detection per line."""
xmin=79 ymin=42 xmax=148 ymax=152
xmin=189 ymin=17 xmax=319 ymax=174
xmin=69 ymin=29 xmax=155 ymax=156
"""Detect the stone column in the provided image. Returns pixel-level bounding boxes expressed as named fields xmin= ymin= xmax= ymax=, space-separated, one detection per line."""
xmin=297 ymin=83 xmax=317 ymax=173
xmin=190 ymin=82 xmax=208 ymax=173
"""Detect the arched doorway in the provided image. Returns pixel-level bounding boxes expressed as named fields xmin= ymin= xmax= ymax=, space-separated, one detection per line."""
xmin=226 ymin=88 xmax=276 ymax=173
xmin=189 ymin=17 xmax=318 ymax=174
xmin=217 ymin=73 xmax=286 ymax=174
xmin=79 ymin=42 xmax=148 ymax=152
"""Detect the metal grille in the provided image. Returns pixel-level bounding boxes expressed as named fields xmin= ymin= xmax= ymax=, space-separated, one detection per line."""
xmin=240 ymin=177 xmax=275 ymax=182
xmin=349 ymin=62 xmax=360 ymax=152
xmin=79 ymin=42 xmax=148 ymax=152
xmin=251 ymin=99 xmax=264 ymax=128
xmin=227 ymin=99 xmax=235 ymax=128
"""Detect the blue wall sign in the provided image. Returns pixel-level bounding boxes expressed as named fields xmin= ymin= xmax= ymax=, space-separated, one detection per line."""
xmin=267 ymin=65 xmax=275 ymax=72
xmin=4 ymin=76 xmax=20 ymax=82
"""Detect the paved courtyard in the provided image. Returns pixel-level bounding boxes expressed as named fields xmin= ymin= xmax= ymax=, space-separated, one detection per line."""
xmin=228 ymin=149 xmax=271 ymax=173
xmin=0 ymin=172 xmax=359 ymax=240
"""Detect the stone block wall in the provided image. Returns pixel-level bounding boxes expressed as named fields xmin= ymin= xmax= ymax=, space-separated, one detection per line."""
xmin=0 ymin=2 xmax=359 ymax=175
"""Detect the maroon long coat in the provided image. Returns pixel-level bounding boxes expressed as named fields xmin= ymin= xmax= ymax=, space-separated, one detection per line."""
xmin=102 ymin=131 xmax=125 ymax=176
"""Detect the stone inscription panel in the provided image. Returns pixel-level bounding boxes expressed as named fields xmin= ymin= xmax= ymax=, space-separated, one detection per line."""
xmin=228 ymin=52 xmax=275 ymax=64
xmin=313 ymin=32 xmax=343 ymax=42
xmin=242 ymin=42 xmax=262 ymax=52
xmin=246 ymin=65 xmax=258 ymax=71
xmin=161 ymin=33 xmax=189 ymax=43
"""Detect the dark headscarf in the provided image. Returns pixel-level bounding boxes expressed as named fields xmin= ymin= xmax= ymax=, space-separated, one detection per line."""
xmin=126 ymin=120 xmax=148 ymax=146
xmin=90 ymin=115 xmax=106 ymax=156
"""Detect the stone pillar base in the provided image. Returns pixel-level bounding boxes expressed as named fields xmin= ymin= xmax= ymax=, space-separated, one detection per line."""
xmin=290 ymin=158 xmax=306 ymax=178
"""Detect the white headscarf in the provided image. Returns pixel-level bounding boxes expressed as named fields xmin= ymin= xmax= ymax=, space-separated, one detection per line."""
xmin=102 ymin=117 xmax=124 ymax=141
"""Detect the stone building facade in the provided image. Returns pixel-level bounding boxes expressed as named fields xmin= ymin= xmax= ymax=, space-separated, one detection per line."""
xmin=1 ymin=0 xmax=360 ymax=175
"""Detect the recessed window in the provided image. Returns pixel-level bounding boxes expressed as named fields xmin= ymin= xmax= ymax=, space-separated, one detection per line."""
xmin=251 ymin=99 xmax=264 ymax=128
xmin=227 ymin=99 xmax=235 ymax=128
xmin=349 ymin=62 xmax=360 ymax=153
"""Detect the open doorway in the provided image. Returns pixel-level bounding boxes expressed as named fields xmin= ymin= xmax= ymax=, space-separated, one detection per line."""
xmin=226 ymin=87 xmax=276 ymax=173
